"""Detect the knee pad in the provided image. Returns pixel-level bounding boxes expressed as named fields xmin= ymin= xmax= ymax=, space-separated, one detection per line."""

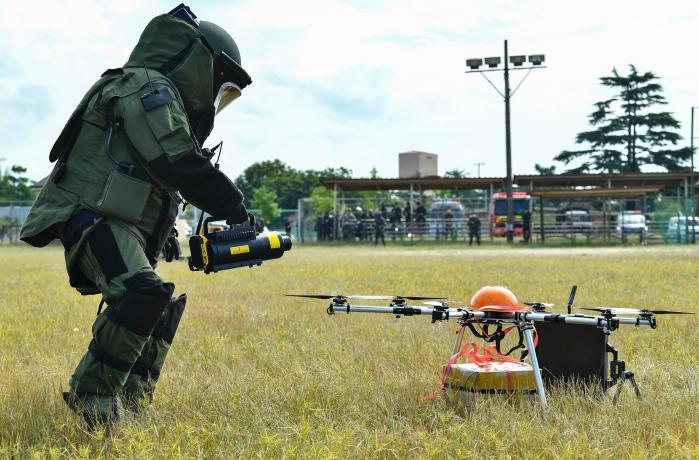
xmin=106 ymin=272 xmax=175 ymax=337
xmin=152 ymin=294 xmax=187 ymax=344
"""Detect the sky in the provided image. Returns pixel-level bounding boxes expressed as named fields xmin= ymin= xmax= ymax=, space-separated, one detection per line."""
xmin=1 ymin=0 xmax=698 ymax=182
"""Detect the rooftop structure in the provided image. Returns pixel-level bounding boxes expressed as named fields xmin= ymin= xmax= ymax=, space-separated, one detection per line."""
xmin=398 ymin=151 xmax=438 ymax=178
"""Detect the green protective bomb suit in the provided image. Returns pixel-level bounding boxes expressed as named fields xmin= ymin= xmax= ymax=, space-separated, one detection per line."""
xmin=20 ymin=4 xmax=252 ymax=428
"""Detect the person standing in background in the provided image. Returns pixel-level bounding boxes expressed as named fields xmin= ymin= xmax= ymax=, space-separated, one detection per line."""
xmin=523 ymin=210 xmax=531 ymax=243
xmin=373 ymin=210 xmax=385 ymax=246
xmin=468 ymin=212 xmax=482 ymax=246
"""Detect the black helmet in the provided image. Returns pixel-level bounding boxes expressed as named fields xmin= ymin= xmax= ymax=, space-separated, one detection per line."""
xmin=199 ymin=20 xmax=252 ymax=112
xmin=168 ymin=4 xmax=252 ymax=113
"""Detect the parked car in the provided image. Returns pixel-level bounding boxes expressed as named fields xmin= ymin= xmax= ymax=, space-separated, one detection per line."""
xmin=616 ymin=211 xmax=647 ymax=237
xmin=560 ymin=209 xmax=596 ymax=235
xmin=664 ymin=215 xmax=699 ymax=242
xmin=428 ymin=200 xmax=465 ymax=220
xmin=428 ymin=200 xmax=465 ymax=238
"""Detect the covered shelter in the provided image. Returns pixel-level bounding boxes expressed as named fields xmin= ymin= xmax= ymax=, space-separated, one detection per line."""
xmin=320 ymin=177 xmax=505 ymax=191
xmin=516 ymin=172 xmax=697 ymax=243
xmin=311 ymin=171 xmax=697 ymax=244
xmin=319 ymin=177 xmax=505 ymax=240
xmin=320 ymin=176 xmax=505 ymax=214
xmin=528 ymin=186 xmax=664 ymax=242
xmin=515 ymin=171 xmax=695 ymax=192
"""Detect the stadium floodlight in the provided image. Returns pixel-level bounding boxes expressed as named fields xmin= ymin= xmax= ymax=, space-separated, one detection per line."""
xmin=528 ymin=54 xmax=545 ymax=65
xmin=464 ymin=41 xmax=546 ymax=244
xmin=484 ymin=56 xmax=501 ymax=68
xmin=509 ymin=55 xmax=526 ymax=66
xmin=466 ymin=58 xmax=483 ymax=70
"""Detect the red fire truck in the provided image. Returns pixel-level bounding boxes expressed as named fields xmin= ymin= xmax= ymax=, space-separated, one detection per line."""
xmin=491 ymin=192 xmax=531 ymax=237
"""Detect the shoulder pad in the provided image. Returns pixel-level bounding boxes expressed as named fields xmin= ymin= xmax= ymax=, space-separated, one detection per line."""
xmin=101 ymin=68 xmax=124 ymax=77
xmin=140 ymin=87 xmax=175 ymax=112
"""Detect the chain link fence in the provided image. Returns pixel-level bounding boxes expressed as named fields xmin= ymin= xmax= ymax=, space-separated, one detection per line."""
xmin=294 ymin=193 xmax=699 ymax=246
xmin=0 ymin=202 xmax=32 ymax=244
xmin=2 ymin=194 xmax=697 ymax=246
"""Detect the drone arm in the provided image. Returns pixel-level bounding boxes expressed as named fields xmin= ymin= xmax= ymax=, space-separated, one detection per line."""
xmin=326 ymin=304 xmax=656 ymax=329
xmin=517 ymin=312 xmax=655 ymax=328
xmin=329 ymin=304 xmax=432 ymax=316
xmin=327 ymin=304 xmax=479 ymax=320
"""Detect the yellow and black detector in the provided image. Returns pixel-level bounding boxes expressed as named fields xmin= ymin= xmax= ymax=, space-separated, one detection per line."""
xmin=188 ymin=215 xmax=291 ymax=273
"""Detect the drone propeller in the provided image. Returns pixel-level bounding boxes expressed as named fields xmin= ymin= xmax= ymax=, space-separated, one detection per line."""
xmin=285 ymin=294 xmax=338 ymax=300
xmin=349 ymin=295 xmax=446 ymax=301
xmin=286 ymin=294 xmax=446 ymax=301
xmin=422 ymin=300 xmax=469 ymax=307
xmin=579 ymin=307 xmax=695 ymax=316
xmin=523 ymin=302 xmax=555 ymax=308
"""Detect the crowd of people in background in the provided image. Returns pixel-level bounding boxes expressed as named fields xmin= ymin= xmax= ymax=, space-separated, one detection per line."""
xmin=314 ymin=201 xmax=482 ymax=245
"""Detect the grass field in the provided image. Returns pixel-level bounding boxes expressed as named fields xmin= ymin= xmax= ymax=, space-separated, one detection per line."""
xmin=1 ymin=244 xmax=698 ymax=458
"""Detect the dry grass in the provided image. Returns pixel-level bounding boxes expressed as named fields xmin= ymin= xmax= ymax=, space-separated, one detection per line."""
xmin=0 ymin=244 xmax=697 ymax=458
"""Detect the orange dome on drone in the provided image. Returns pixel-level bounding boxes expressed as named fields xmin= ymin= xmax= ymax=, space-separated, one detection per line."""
xmin=470 ymin=286 xmax=527 ymax=311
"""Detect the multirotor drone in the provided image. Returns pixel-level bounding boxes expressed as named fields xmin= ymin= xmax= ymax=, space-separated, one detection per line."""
xmin=288 ymin=286 xmax=693 ymax=406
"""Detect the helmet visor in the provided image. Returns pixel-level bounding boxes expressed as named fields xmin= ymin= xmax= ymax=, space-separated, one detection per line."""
xmin=214 ymin=82 xmax=242 ymax=114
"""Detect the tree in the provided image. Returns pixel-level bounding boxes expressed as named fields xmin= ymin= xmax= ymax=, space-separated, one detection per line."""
xmin=309 ymin=186 xmax=334 ymax=213
xmin=551 ymin=65 xmax=691 ymax=173
xmin=235 ymin=160 xmax=352 ymax=209
xmin=444 ymin=169 xmax=468 ymax=178
xmin=0 ymin=165 xmax=34 ymax=202
xmin=250 ymin=186 xmax=281 ymax=224
xmin=534 ymin=164 xmax=557 ymax=175
xmin=435 ymin=169 xmax=470 ymax=199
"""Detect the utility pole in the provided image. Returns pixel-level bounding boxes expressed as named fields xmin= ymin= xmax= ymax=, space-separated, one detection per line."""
xmin=503 ymin=40 xmax=514 ymax=242
xmin=475 ymin=161 xmax=485 ymax=178
xmin=692 ymin=107 xmax=697 ymax=244
xmin=465 ymin=41 xmax=545 ymax=244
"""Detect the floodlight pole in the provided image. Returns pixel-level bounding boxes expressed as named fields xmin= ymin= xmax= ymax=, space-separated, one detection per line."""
xmin=464 ymin=40 xmax=545 ymax=244
xmin=504 ymin=40 xmax=514 ymax=243
xmin=692 ymin=107 xmax=697 ymax=244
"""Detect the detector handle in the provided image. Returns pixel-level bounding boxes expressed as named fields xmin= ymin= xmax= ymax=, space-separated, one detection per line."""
xmin=200 ymin=213 xmax=256 ymax=238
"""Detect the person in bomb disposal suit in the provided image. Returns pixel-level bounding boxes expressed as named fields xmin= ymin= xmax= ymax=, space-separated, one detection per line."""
xmin=20 ymin=4 xmax=251 ymax=429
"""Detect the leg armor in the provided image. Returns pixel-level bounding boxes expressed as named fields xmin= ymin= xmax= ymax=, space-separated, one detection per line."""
xmin=64 ymin=220 xmax=174 ymax=428
xmin=122 ymin=294 xmax=187 ymax=412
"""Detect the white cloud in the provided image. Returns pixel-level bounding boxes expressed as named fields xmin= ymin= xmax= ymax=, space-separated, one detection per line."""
xmin=0 ymin=0 xmax=698 ymax=182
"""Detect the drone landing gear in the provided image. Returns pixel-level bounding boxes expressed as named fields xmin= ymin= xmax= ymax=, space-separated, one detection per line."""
xmin=523 ymin=324 xmax=547 ymax=406
xmin=612 ymin=370 xmax=642 ymax=405
xmin=607 ymin=344 xmax=642 ymax=405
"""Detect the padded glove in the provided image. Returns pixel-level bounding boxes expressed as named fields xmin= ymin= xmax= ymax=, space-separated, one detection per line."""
xmin=226 ymin=203 xmax=249 ymax=226
xmin=162 ymin=227 xmax=181 ymax=262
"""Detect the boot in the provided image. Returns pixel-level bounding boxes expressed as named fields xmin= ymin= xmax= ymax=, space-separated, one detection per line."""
xmin=62 ymin=391 xmax=122 ymax=432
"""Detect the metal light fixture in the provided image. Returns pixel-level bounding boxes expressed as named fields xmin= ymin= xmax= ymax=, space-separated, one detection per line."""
xmin=464 ymin=41 xmax=547 ymax=244
xmin=466 ymin=58 xmax=483 ymax=70
xmin=509 ymin=55 xmax=526 ymax=66
xmin=484 ymin=56 xmax=501 ymax=68
xmin=528 ymin=54 xmax=545 ymax=65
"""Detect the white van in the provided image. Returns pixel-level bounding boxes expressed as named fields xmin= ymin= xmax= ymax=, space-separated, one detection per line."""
xmin=616 ymin=211 xmax=647 ymax=236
